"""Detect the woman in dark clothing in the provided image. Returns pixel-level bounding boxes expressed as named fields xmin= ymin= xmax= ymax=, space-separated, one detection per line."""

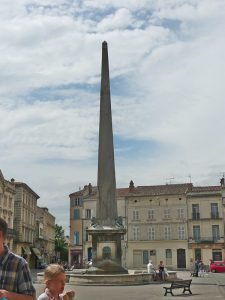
xmin=158 ymin=260 xmax=165 ymax=281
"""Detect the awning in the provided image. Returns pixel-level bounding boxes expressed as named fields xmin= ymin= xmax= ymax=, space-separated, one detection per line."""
xmin=22 ymin=246 xmax=31 ymax=255
xmin=31 ymin=248 xmax=42 ymax=260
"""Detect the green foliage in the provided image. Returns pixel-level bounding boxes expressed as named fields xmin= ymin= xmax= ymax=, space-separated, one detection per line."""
xmin=55 ymin=224 xmax=68 ymax=262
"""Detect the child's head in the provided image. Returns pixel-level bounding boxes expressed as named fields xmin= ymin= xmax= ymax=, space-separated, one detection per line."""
xmin=44 ymin=264 xmax=66 ymax=295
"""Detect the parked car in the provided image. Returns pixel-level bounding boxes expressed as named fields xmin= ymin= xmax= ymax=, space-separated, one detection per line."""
xmin=210 ymin=261 xmax=225 ymax=273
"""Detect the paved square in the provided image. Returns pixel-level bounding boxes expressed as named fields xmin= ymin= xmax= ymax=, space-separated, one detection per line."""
xmin=34 ymin=271 xmax=225 ymax=300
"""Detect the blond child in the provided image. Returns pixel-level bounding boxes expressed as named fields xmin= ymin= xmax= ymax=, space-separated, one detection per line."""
xmin=37 ymin=264 xmax=75 ymax=300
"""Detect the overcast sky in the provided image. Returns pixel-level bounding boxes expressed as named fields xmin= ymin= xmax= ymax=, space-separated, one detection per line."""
xmin=1 ymin=0 xmax=225 ymax=234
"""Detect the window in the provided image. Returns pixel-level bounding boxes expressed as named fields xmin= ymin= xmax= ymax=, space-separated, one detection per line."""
xmin=178 ymin=225 xmax=185 ymax=240
xmin=150 ymin=250 xmax=156 ymax=256
xmin=86 ymin=209 xmax=91 ymax=219
xmin=211 ymin=203 xmax=219 ymax=219
xmin=164 ymin=226 xmax=171 ymax=240
xmin=195 ymin=248 xmax=201 ymax=260
xmin=164 ymin=208 xmax=170 ymax=219
xmin=8 ymin=197 xmax=12 ymax=208
xmin=148 ymin=227 xmax=155 ymax=240
xmin=133 ymin=210 xmax=139 ymax=221
xmin=72 ymin=197 xmax=82 ymax=207
xmin=133 ymin=226 xmax=140 ymax=240
xmin=212 ymin=225 xmax=220 ymax=241
xmin=166 ymin=249 xmax=172 ymax=265
xmin=85 ymin=228 xmax=92 ymax=242
xmin=148 ymin=209 xmax=154 ymax=220
xmin=193 ymin=225 xmax=200 ymax=241
xmin=177 ymin=208 xmax=184 ymax=219
xmin=74 ymin=209 xmax=80 ymax=219
xmin=192 ymin=204 xmax=200 ymax=219
xmin=212 ymin=250 xmax=222 ymax=261
xmin=73 ymin=232 xmax=79 ymax=245
xmin=4 ymin=195 xmax=7 ymax=206
xmin=143 ymin=250 xmax=149 ymax=264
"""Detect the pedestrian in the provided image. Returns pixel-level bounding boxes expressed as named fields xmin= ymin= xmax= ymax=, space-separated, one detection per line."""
xmin=194 ymin=258 xmax=200 ymax=277
xmin=0 ymin=217 xmax=36 ymax=300
xmin=158 ymin=260 xmax=166 ymax=281
xmin=37 ymin=263 xmax=75 ymax=300
xmin=147 ymin=260 xmax=157 ymax=280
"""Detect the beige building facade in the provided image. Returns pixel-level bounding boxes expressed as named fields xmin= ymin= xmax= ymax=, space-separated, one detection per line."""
xmin=36 ymin=206 xmax=56 ymax=265
xmin=0 ymin=169 xmax=58 ymax=269
xmin=0 ymin=170 xmax=16 ymax=249
xmin=187 ymin=185 xmax=225 ymax=266
xmin=13 ymin=181 xmax=40 ymax=268
xmin=69 ymin=188 xmax=85 ymax=267
xmin=126 ymin=183 xmax=192 ymax=270
xmin=69 ymin=179 xmax=225 ymax=270
xmin=69 ymin=183 xmax=128 ymax=267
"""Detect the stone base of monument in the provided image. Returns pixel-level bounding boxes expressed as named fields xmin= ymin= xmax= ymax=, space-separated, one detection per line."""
xmin=68 ymin=272 xmax=153 ymax=285
xmin=36 ymin=271 xmax=154 ymax=286
xmin=86 ymin=259 xmax=128 ymax=274
xmin=36 ymin=269 xmax=177 ymax=286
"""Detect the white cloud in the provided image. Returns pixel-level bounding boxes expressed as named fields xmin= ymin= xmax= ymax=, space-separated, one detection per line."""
xmin=1 ymin=0 xmax=225 ymax=231
xmin=96 ymin=8 xmax=135 ymax=32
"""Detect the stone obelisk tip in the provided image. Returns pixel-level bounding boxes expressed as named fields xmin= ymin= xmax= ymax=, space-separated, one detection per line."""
xmin=102 ymin=41 xmax=108 ymax=47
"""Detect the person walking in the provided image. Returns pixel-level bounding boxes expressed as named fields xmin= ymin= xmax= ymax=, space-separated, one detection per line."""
xmin=0 ymin=217 xmax=36 ymax=300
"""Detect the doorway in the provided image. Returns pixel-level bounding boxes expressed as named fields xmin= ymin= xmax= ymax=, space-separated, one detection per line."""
xmin=177 ymin=249 xmax=186 ymax=268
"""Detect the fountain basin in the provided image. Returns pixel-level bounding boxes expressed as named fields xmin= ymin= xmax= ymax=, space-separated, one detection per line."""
xmin=36 ymin=270 xmax=177 ymax=286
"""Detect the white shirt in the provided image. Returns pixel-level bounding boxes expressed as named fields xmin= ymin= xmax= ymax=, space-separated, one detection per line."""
xmin=147 ymin=262 xmax=156 ymax=274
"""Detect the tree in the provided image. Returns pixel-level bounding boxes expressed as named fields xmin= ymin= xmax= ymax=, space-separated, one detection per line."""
xmin=55 ymin=224 xmax=68 ymax=262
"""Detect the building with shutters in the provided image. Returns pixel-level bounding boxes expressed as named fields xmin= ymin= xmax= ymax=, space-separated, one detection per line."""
xmin=36 ymin=206 xmax=56 ymax=266
xmin=13 ymin=181 xmax=40 ymax=268
xmin=187 ymin=184 xmax=225 ymax=265
xmin=0 ymin=170 xmax=16 ymax=249
xmin=125 ymin=182 xmax=192 ymax=269
xmin=69 ymin=179 xmax=225 ymax=270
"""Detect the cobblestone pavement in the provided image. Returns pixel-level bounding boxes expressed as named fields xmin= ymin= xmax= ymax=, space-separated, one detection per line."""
xmin=33 ymin=270 xmax=225 ymax=300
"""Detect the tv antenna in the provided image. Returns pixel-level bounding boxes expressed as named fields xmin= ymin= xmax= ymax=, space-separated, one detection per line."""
xmin=165 ymin=177 xmax=175 ymax=184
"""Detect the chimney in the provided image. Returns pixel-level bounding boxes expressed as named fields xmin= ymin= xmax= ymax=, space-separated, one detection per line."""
xmin=88 ymin=183 xmax=92 ymax=195
xmin=11 ymin=178 xmax=15 ymax=183
xmin=220 ymin=177 xmax=225 ymax=187
xmin=129 ymin=180 xmax=135 ymax=193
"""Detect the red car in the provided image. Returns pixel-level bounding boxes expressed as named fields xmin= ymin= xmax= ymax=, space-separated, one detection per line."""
xmin=210 ymin=261 xmax=225 ymax=273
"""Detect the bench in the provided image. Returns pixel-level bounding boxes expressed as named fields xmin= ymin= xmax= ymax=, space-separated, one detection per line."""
xmin=163 ymin=279 xmax=192 ymax=296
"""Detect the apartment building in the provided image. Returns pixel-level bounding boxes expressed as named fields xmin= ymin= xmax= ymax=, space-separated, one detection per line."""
xmin=36 ymin=206 xmax=56 ymax=266
xmin=13 ymin=181 xmax=39 ymax=267
xmin=187 ymin=184 xmax=224 ymax=265
xmin=69 ymin=187 xmax=85 ymax=267
xmin=126 ymin=183 xmax=192 ymax=270
xmin=0 ymin=170 xmax=16 ymax=249
xmin=69 ymin=179 xmax=225 ymax=270
xmin=69 ymin=183 xmax=128 ymax=267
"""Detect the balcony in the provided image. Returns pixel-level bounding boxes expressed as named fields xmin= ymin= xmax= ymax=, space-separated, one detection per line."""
xmin=189 ymin=236 xmax=223 ymax=244
xmin=192 ymin=213 xmax=200 ymax=220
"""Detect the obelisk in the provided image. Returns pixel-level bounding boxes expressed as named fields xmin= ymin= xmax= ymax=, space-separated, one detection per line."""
xmin=87 ymin=41 xmax=127 ymax=274
xmin=96 ymin=41 xmax=117 ymax=226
